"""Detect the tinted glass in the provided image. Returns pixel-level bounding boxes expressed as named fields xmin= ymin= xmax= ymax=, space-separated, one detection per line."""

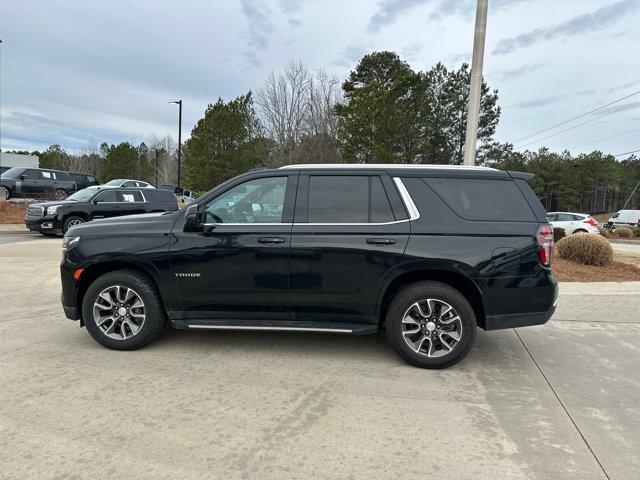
xmin=308 ymin=176 xmax=368 ymax=223
xmin=95 ymin=190 xmax=117 ymax=202
xmin=371 ymin=176 xmax=395 ymax=223
xmin=118 ymin=190 xmax=144 ymax=202
xmin=546 ymin=214 xmax=558 ymax=221
xmin=1 ymin=167 xmax=24 ymax=178
xmin=23 ymin=169 xmax=41 ymax=179
xmin=67 ymin=187 xmax=100 ymax=202
xmin=205 ymin=176 xmax=287 ymax=224
xmin=87 ymin=175 xmax=97 ymax=183
xmin=427 ymin=178 xmax=535 ymax=222
xmin=556 ymin=213 xmax=574 ymax=221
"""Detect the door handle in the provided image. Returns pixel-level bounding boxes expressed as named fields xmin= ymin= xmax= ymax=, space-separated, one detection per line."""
xmin=257 ymin=237 xmax=286 ymax=244
xmin=366 ymin=238 xmax=396 ymax=245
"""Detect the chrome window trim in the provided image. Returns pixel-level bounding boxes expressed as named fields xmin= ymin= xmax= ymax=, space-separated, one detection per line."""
xmin=188 ymin=325 xmax=353 ymax=333
xmin=199 ymin=178 xmax=419 ymax=226
xmin=393 ymin=177 xmax=420 ymax=221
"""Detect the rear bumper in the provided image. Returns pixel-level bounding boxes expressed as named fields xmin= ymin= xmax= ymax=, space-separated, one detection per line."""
xmin=483 ymin=303 xmax=556 ymax=330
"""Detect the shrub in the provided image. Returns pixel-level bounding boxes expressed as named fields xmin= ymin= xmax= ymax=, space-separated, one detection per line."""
xmin=556 ymin=233 xmax=613 ymax=266
xmin=633 ymin=227 xmax=640 ymax=238
xmin=597 ymin=227 xmax=611 ymax=238
xmin=553 ymin=227 xmax=566 ymax=242
xmin=614 ymin=226 xmax=633 ymax=238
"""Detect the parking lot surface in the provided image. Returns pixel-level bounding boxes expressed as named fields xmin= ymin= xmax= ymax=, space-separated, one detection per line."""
xmin=1 ymin=236 xmax=638 ymax=479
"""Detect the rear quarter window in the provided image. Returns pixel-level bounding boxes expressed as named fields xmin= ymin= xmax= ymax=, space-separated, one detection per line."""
xmin=425 ymin=178 xmax=535 ymax=222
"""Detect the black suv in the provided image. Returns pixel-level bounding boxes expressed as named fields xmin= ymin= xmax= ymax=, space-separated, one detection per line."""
xmin=70 ymin=172 xmax=99 ymax=190
xmin=27 ymin=186 xmax=179 ymax=235
xmin=60 ymin=165 xmax=557 ymax=368
xmin=1 ymin=167 xmax=77 ymax=200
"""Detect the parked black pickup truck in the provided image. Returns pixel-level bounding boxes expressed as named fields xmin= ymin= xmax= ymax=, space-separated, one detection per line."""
xmin=1 ymin=167 xmax=77 ymax=200
xmin=26 ymin=186 xmax=178 ymax=235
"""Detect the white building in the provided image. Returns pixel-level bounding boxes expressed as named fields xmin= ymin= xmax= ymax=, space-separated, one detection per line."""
xmin=0 ymin=152 xmax=39 ymax=170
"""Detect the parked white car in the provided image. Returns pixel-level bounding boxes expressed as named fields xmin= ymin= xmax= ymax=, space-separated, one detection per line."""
xmin=547 ymin=212 xmax=600 ymax=234
xmin=103 ymin=179 xmax=154 ymax=188
xmin=607 ymin=209 xmax=640 ymax=228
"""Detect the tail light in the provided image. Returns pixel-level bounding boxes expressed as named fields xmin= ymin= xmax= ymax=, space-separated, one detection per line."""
xmin=536 ymin=224 xmax=553 ymax=267
xmin=584 ymin=218 xmax=598 ymax=227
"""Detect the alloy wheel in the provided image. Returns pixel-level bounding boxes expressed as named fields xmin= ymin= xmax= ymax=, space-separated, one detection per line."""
xmin=401 ymin=299 xmax=463 ymax=358
xmin=0 ymin=187 xmax=9 ymax=200
xmin=67 ymin=219 xmax=84 ymax=228
xmin=92 ymin=285 xmax=146 ymax=340
xmin=55 ymin=190 xmax=67 ymax=200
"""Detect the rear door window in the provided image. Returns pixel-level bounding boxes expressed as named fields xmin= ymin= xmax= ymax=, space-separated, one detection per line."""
xmin=307 ymin=176 xmax=369 ymax=223
xmin=118 ymin=190 xmax=144 ymax=202
xmin=426 ymin=178 xmax=535 ymax=222
xmin=371 ymin=176 xmax=395 ymax=223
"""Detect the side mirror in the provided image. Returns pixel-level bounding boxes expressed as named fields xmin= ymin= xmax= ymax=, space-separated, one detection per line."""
xmin=19 ymin=174 xmax=27 ymax=180
xmin=183 ymin=204 xmax=202 ymax=233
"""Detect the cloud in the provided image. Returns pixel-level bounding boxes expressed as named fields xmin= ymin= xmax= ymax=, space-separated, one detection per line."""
xmin=493 ymin=63 xmax=546 ymax=81
xmin=367 ymin=0 xmax=426 ymax=33
xmin=331 ymin=44 xmax=371 ymax=68
xmin=511 ymin=96 xmax=562 ymax=109
xmin=493 ymin=0 xmax=640 ymax=55
xmin=430 ymin=0 xmax=528 ymax=21
xmin=240 ymin=0 xmax=275 ymax=66
xmin=2 ymin=111 xmax=138 ymax=152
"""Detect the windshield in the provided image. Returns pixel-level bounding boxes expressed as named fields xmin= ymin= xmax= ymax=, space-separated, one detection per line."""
xmin=104 ymin=179 xmax=125 ymax=186
xmin=0 ymin=167 xmax=25 ymax=179
xmin=66 ymin=187 xmax=100 ymax=202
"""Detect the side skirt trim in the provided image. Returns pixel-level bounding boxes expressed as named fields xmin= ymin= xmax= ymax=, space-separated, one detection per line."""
xmin=187 ymin=325 xmax=353 ymax=333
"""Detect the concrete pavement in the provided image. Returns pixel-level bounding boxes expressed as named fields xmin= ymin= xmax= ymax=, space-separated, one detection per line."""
xmin=1 ymin=237 xmax=638 ymax=479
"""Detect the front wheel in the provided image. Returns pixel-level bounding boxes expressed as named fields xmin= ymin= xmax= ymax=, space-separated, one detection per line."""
xmin=0 ymin=186 xmax=10 ymax=200
xmin=82 ymin=269 xmax=167 ymax=350
xmin=63 ymin=215 xmax=85 ymax=233
xmin=385 ymin=281 xmax=477 ymax=369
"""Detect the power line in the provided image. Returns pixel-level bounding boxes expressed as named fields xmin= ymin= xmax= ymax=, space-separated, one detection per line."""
xmin=568 ymin=127 xmax=640 ymax=150
xmin=614 ymin=148 xmax=640 ymax=157
xmin=513 ymin=88 xmax=640 ymax=144
xmin=518 ymin=102 xmax=639 ymax=149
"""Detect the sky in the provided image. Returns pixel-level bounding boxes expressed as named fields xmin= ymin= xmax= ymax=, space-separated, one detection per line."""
xmin=0 ymin=0 xmax=639 ymax=157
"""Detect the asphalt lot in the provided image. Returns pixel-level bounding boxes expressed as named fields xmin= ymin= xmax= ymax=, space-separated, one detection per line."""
xmin=1 ymin=235 xmax=639 ymax=480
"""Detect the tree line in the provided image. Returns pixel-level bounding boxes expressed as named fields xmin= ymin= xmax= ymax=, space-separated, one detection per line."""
xmin=6 ymin=50 xmax=639 ymax=212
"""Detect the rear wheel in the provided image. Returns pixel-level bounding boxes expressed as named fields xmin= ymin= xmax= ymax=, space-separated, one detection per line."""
xmin=572 ymin=229 xmax=587 ymax=234
xmin=385 ymin=281 xmax=477 ymax=369
xmin=63 ymin=215 xmax=84 ymax=233
xmin=0 ymin=186 xmax=10 ymax=200
xmin=54 ymin=189 xmax=68 ymax=200
xmin=82 ymin=269 xmax=167 ymax=350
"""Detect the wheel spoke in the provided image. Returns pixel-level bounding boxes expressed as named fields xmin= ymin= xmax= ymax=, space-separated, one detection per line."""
xmin=96 ymin=315 xmax=113 ymax=327
xmin=440 ymin=330 xmax=460 ymax=342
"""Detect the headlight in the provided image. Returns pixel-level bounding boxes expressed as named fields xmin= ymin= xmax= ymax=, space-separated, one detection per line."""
xmin=62 ymin=236 xmax=80 ymax=251
xmin=47 ymin=205 xmax=61 ymax=215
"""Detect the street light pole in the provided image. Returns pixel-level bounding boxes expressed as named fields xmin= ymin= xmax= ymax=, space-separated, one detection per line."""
xmin=463 ymin=0 xmax=489 ymax=166
xmin=169 ymin=100 xmax=182 ymax=188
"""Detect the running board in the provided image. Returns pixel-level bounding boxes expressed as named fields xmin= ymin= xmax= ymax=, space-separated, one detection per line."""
xmin=188 ymin=325 xmax=354 ymax=333
xmin=171 ymin=319 xmax=377 ymax=334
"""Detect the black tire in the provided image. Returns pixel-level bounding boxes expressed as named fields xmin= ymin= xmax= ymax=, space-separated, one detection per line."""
xmin=54 ymin=189 xmax=68 ymax=200
xmin=82 ymin=269 xmax=167 ymax=350
xmin=572 ymin=229 xmax=587 ymax=234
xmin=385 ymin=281 xmax=477 ymax=369
xmin=0 ymin=186 xmax=10 ymax=200
xmin=63 ymin=215 xmax=85 ymax=233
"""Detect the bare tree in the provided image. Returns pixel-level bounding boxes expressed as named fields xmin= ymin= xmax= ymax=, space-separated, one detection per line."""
xmin=146 ymin=135 xmax=178 ymax=187
xmin=256 ymin=61 xmax=312 ymax=165
xmin=304 ymin=69 xmax=341 ymax=139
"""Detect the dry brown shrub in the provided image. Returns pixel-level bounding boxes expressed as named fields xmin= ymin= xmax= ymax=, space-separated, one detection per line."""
xmin=556 ymin=233 xmax=613 ymax=266
xmin=614 ymin=226 xmax=633 ymax=238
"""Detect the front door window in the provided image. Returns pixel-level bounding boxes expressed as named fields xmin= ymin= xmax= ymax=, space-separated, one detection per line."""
xmin=204 ymin=176 xmax=288 ymax=224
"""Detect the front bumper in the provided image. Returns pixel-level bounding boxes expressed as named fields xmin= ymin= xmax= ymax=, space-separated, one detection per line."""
xmin=25 ymin=218 xmax=62 ymax=235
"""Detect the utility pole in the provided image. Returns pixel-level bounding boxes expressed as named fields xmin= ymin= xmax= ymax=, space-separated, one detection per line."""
xmin=169 ymin=100 xmax=182 ymax=188
xmin=463 ymin=0 xmax=488 ymax=166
